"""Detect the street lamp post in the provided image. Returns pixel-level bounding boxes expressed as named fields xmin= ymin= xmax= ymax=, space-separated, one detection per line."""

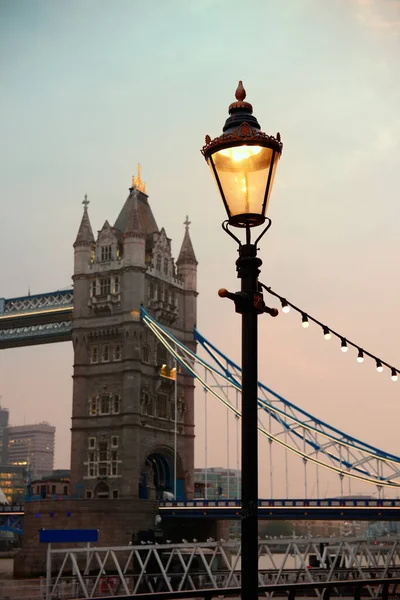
xmin=201 ymin=82 xmax=282 ymax=599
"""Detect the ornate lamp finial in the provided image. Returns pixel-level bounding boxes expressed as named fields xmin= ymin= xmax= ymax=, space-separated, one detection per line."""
xmin=229 ymin=80 xmax=253 ymax=113
xmin=235 ymin=81 xmax=246 ymax=102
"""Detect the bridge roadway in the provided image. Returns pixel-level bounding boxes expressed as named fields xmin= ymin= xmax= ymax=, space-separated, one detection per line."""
xmin=4 ymin=498 xmax=400 ymax=526
xmin=0 ymin=289 xmax=73 ymax=348
xmin=159 ymin=498 xmax=400 ymax=520
xmin=4 ymin=498 xmax=400 ymax=522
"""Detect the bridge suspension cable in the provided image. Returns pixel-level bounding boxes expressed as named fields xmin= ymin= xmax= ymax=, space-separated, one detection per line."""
xmin=141 ymin=307 xmax=400 ymax=491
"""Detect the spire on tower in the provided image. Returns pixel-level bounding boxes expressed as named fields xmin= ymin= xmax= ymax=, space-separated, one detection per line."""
xmin=74 ymin=194 xmax=95 ymax=247
xmin=131 ymin=164 xmax=146 ymax=194
xmin=123 ymin=187 xmax=145 ymax=239
xmin=177 ymin=216 xmax=197 ymax=265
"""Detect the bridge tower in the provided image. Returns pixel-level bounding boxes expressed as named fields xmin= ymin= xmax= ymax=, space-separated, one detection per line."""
xmin=71 ymin=171 xmax=197 ymax=509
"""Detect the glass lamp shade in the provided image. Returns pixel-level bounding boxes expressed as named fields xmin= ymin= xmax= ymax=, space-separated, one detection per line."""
xmin=207 ymin=143 xmax=279 ymax=227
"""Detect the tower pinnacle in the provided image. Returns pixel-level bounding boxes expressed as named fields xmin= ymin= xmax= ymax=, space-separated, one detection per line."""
xmin=131 ymin=164 xmax=146 ymax=194
xmin=74 ymin=195 xmax=95 ymax=247
xmin=177 ymin=216 xmax=197 ymax=266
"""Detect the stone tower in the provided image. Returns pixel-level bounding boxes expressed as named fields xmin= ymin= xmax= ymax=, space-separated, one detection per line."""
xmin=71 ymin=171 xmax=197 ymax=504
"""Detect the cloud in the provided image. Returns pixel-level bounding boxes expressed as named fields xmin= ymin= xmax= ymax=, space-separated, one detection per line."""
xmin=354 ymin=0 xmax=400 ymax=33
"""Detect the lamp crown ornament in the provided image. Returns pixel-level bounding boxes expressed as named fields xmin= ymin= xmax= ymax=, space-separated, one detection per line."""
xmin=201 ymin=81 xmax=283 ymax=228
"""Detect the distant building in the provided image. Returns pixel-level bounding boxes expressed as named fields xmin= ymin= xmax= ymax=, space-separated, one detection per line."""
xmin=7 ymin=423 xmax=55 ymax=479
xmin=0 ymin=465 xmax=27 ymax=503
xmin=194 ymin=467 xmax=241 ymax=500
xmin=0 ymin=405 xmax=9 ymax=465
xmin=30 ymin=470 xmax=70 ymax=499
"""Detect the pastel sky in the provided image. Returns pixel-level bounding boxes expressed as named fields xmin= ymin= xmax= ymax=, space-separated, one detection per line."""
xmin=0 ymin=0 xmax=399 ymax=498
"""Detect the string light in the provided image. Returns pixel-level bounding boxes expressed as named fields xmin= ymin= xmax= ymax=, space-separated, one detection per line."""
xmin=261 ymin=283 xmax=398 ymax=381
xmin=281 ymin=299 xmax=290 ymax=313
xmin=301 ymin=313 xmax=309 ymax=328
xmin=323 ymin=326 xmax=331 ymax=340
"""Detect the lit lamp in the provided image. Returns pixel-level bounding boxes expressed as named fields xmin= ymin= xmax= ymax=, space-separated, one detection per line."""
xmin=201 ymin=82 xmax=282 ymax=600
xmin=202 ymin=81 xmax=282 ymax=229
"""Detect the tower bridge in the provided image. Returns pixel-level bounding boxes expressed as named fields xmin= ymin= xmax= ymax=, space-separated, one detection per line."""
xmin=2 ymin=169 xmax=400 ymax=577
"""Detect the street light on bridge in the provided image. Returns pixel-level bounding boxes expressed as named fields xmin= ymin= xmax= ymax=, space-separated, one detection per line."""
xmin=201 ymin=81 xmax=283 ymax=600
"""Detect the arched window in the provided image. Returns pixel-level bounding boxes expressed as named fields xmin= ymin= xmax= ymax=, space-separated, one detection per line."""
xmin=94 ymin=481 xmax=110 ymax=499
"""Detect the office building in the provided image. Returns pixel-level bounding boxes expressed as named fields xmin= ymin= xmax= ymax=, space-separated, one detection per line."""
xmin=7 ymin=423 xmax=55 ymax=479
xmin=194 ymin=467 xmax=241 ymax=500
xmin=0 ymin=405 xmax=9 ymax=465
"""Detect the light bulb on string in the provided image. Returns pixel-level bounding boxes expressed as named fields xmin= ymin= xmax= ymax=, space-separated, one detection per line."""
xmin=323 ymin=326 xmax=331 ymax=340
xmin=391 ymin=369 xmax=398 ymax=382
xmin=281 ymin=299 xmax=290 ymax=313
xmin=376 ymin=360 xmax=383 ymax=373
xmin=357 ymin=349 xmax=364 ymax=363
xmin=341 ymin=338 xmax=348 ymax=353
xmin=301 ymin=313 xmax=309 ymax=328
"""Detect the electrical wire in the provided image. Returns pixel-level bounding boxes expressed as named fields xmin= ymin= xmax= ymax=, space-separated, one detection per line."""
xmin=261 ymin=283 xmax=399 ymax=380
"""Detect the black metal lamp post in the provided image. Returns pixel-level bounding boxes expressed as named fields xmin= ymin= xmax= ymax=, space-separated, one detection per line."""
xmin=201 ymin=82 xmax=282 ymax=599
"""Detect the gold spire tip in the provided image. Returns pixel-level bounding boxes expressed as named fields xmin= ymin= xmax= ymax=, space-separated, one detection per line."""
xmin=131 ymin=163 xmax=146 ymax=193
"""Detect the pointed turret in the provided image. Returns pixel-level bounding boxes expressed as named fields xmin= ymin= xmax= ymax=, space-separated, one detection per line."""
xmin=123 ymin=188 xmax=145 ymax=239
xmin=73 ymin=195 xmax=95 ymax=277
xmin=177 ymin=216 xmax=198 ymax=267
xmin=74 ymin=195 xmax=95 ymax=248
xmin=177 ymin=216 xmax=197 ymax=302
xmin=123 ymin=187 xmax=146 ymax=267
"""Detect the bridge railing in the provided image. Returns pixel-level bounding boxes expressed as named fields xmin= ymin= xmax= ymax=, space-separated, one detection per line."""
xmin=1 ymin=289 xmax=73 ymax=315
xmin=88 ymin=577 xmax=400 ymax=600
xmin=159 ymin=498 xmax=400 ymax=508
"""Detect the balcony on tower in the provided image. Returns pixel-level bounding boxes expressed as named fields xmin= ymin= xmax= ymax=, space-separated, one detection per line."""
xmin=88 ymin=275 xmax=121 ymax=314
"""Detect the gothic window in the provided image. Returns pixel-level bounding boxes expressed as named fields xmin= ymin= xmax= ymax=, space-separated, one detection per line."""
xmin=170 ymin=400 xmax=176 ymax=421
xmin=157 ymin=342 xmax=167 ymax=367
xmin=100 ymin=277 xmax=111 ymax=296
xmin=114 ymin=276 xmax=120 ymax=294
xmin=111 ymin=436 xmax=119 ymax=447
xmin=101 ymin=345 xmax=110 ymax=363
xmin=156 ymin=255 xmax=161 ymax=271
xmin=178 ymin=398 xmax=186 ymax=422
xmin=113 ymin=344 xmax=121 ymax=361
xmin=101 ymin=245 xmax=112 ymax=261
xmin=88 ymin=437 xmax=96 ymax=449
xmin=89 ymin=396 xmax=97 ymax=416
xmin=163 ymin=258 xmax=168 ymax=275
xmin=90 ymin=346 xmax=99 ymax=364
xmin=87 ymin=447 xmax=97 ymax=477
xmin=142 ymin=346 xmax=150 ymax=364
xmin=98 ymin=441 xmax=108 ymax=476
xmin=91 ymin=280 xmax=97 ymax=297
xmin=100 ymin=394 xmax=110 ymax=414
xmin=156 ymin=393 xmax=168 ymax=419
xmin=113 ymin=395 xmax=120 ymax=414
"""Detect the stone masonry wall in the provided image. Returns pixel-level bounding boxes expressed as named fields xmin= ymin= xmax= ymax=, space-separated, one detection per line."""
xmin=14 ymin=497 xmax=157 ymax=577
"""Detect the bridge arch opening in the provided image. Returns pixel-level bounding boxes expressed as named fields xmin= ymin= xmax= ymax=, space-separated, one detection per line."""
xmin=94 ymin=481 xmax=110 ymax=499
xmin=139 ymin=447 xmax=184 ymax=500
